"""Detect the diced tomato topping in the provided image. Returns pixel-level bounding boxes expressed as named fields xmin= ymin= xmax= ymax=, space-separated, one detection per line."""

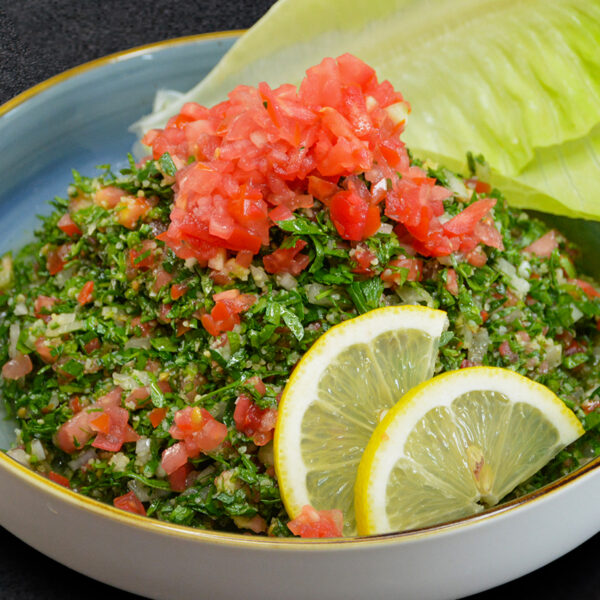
xmin=330 ymin=190 xmax=380 ymax=241
xmin=263 ymin=239 xmax=310 ymax=275
xmin=168 ymin=462 xmax=192 ymax=492
xmin=57 ymin=213 xmax=82 ymax=237
xmin=466 ymin=178 xmax=492 ymax=195
xmin=380 ymin=256 xmax=422 ymax=285
xmin=148 ymin=407 xmax=168 ymax=428
xmin=34 ymin=295 xmax=58 ymax=322
xmin=499 ymin=340 xmax=519 ymax=363
xmin=48 ymin=471 xmax=71 ymax=488
xmin=170 ymin=283 xmax=188 ymax=300
xmin=523 ymin=230 xmax=559 ymax=258
xmin=569 ymin=278 xmax=600 ymax=299
xmin=117 ymin=196 xmax=151 ymax=229
xmin=352 ymin=245 xmax=377 ymax=275
xmin=2 ymin=352 xmax=33 ymax=380
xmin=161 ymin=442 xmax=189 ymax=475
xmin=84 ymin=337 xmax=101 ymax=354
xmin=113 ymin=491 xmax=146 ymax=516
xmin=443 ymin=199 xmax=496 ymax=236
xmin=233 ymin=393 xmax=278 ymax=446
xmin=77 ymin=281 xmax=94 ymax=305
xmin=161 ymin=406 xmax=228 ymax=474
xmin=46 ymin=244 xmax=71 ymax=275
xmin=287 ymin=504 xmax=344 ymax=538
xmin=445 ymin=268 xmax=459 ymax=296
xmin=35 ymin=337 xmax=58 ymax=364
xmin=55 ymin=387 xmax=139 ymax=454
xmin=94 ymin=186 xmax=126 ymax=209
xmin=480 ymin=310 xmax=489 ymax=323
xmin=200 ymin=289 xmax=257 ymax=336
xmin=129 ymin=240 xmax=157 ymax=269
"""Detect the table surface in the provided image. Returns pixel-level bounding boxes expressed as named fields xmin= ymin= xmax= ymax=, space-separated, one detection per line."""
xmin=0 ymin=1 xmax=598 ymax=599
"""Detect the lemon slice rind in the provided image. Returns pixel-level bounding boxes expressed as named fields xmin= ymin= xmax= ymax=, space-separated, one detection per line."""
xmin=355 ymin=366 xmax=585 ymax=536
xmin=275 ymin=305 xmax=449 ymax=534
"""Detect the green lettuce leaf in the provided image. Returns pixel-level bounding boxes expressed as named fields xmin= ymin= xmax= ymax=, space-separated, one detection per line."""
xmin=133 ymin=0 xmax=600 ymax=220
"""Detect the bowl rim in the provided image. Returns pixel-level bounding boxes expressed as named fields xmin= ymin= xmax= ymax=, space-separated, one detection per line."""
xmin=1 ymin=30 xmax=599 ymax=550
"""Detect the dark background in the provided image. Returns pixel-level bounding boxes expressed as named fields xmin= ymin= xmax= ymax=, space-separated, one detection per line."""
xmin=0 ymin=1 xmax=598 ymax=599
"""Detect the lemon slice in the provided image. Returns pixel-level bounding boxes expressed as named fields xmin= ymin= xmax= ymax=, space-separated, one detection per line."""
xmin=274 ymin=305 xmax=449 ymax=536
xmin=355 ymin=366 xmax=585 ymax=536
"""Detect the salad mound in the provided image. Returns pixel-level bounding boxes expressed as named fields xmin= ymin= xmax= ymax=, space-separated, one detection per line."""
xmin=1 ymin=55 xmax=600 ymax=538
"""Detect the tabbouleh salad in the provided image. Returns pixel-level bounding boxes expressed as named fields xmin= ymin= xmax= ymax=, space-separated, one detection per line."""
xmin=1 ymin=54 xmax=600 ymax=537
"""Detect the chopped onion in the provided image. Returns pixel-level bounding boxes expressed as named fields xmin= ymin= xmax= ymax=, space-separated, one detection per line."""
xmin=30 ymin=439 xmax=46 ymax=461
xmin=8 ymin=323 xmax=19 ymax=359
xmin=7 ymin=448 xmax=29 ymax=465
xmin=275 ymin=272 xmax=297 ymax=290
xmin=46 ymin=313 xmax=84 ymax=337
xmin=376 ymin=222 xmax=394 ymax=235
xmin=545 ymin=341 xmax=562 ymax=370
xmin=305 ymin=283 xmax=334 ymax=306
xmin=68 ymin=448 xmax=97 ymax=471
xmin=396 ymin=285 xmax=434 ymax=307
xmin=468 ymin=328 xmax=490 ymax=365
xmin=496 ymin=258 xmax=530 ymax=297
xmin=124 ymin=337 xmax=152 ymax=350
xmin=127 ymin=479 xmax=152 ymax=503
xmin=13 ymin=303 xmax=28 ymax=316
xmin=113 ymin=370 xmax=151 ymax=390
xmin=250 ymin=265 xmax=268 ymax=288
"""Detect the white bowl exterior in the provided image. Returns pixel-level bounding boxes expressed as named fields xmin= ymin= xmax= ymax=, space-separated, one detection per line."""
xmin=1 ymin=452 xmax=599 ymax=600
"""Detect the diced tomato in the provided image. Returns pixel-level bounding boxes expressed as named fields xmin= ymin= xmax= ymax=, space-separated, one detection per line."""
xmin=130 ymin=316 xmax=156 ymax=337
xmin=48 ymin=471 xmax=71 ymax=488
xmin=35 ymin=337 xmax=58 ymax=364
xmin=569 ymin=278 xmax=600 ymax=299
xmin=499 ymin=340 xmax=519 ymax=363
xmin=2 ymin=353 xmax=33 ymax=380
xmin=77 ymin=281 xmax=94 ymax=305
xmin=89 ymin=412 xmax=111 ymax=434
xmin=460 ymin=359 xmax=475 ymax=369
xmin=57 ymin=213 xmax=82 ymax=237
xmin=148 ymin=407 xmax=168 ymax=428
xmin=116 ymin=196 xmax=151 ymax=229
xmin=46 ymin=244 xmax=71 ymax=275
xmin=94 ymin=186 xmax=126 ymax=209
xmin=200 ymin=289 xmax=257 ymax=336
xmin=113 ymin=491 xmax=146 ymax=516
xmin=34 ymin=295 xmax=58 ymax=322
xmin=69 ymin=396 xmax=82 ymax=414
xmin=91 ymin=405 xmax=139 ymax=452
xmin=129 ymin=240 xmax=157 ymax=269
xmin=287 ymin=505 xmax=344 ymax=538
xmin=381 ymin=256 xmax=422 ymax=285
xmin=523 ymin=230 xmax=559 ymax=258
xmin=465 ymin=246 xmax=488 ymax=267
xmin=263 ymin=239 xmax=310 ymax=275
xmin=169 ymin=406 xmax=228 ymax=456
xmin=352 ymin=245 xmax=377 ymax=275
xmin=170 ymin=283 xmax=188 ymax=300
xmin=443 ymin=199 xmax=496 ymax=236
xmin=161 ymin=442 xmax=189 ymax=475
xmin=445 ymin=268 xmax=459 ymax=296
xmin=330 ymin=190 xmax=380 ymax=241
xmin=233 ymin=394 xmax=278 ymax=446
xmin=480 ymin=310 xmax=489 ymax=323
xmin=168 ymin=462 xmax=192 ymax=492
xmin=466 ymin=178 xmax=492 ymax=194
xmin=84 ymin=337 xmax=101 ymax=354
xmin=269 ymin=205 xmax=295 ymax=223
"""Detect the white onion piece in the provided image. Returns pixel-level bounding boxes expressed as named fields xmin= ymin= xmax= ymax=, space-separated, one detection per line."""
xmin=468 ymin=328 xmax=490 ymax=365
xmin=124 ymin=337 xmax=152 ymax=350
xmin=68 ymin=448 xmax=97 ymax=471
xmin=30 ymin=440 xmax=46 ymax=461
xmin=8 ymin=323 xmax=19 ymax=359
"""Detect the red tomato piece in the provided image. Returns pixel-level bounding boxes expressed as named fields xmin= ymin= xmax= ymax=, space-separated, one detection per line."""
xmin=2 ymin=353 xmax=33 ymax=380
xmin=287 ymin=505 xmax=344 ymax=538
xmin=352 ymin=245 xmax=377 ymax=275
xmin=113 ymin=491 xmax=146 ymax=516
xmin=94 ymin=186 xmax=126 ymax=209
xmin=57 ymin=213 xmax=82 ymax=237
xmin=148 ymin=407 xmax=168 ymax=428
xmin=330 ymin=190 xmax=378 ymax=241
xmin=233 ymin=394 xmax=278 ymax=446
xmin=170 ymin=283 xmax=188 ymax=300
xmin=168 ymin=462 xmax=193 ymax=492
xmin=443 ymin=198 xmax=497 ymax=236
xmin=84 ymin=337 xmax=101 ymax=354
xmin=117 ymin=196 xmax=151 ymax=229
xmin=129 ymin=240 xmax=157 ymax=270
xmin=161 ymin=442 xmax=189 ymax=476
xmin=77 ymin=281 xmax=94 ymax=305
xmin=35 ymin=337 xmax=58 ymax=364
xmin=46 ymin=244 xmax=71 ymax=275
xmin=445 ymin=268 xmax=459 ymax=296
xmin=523 ymin=230 xmax=558 ymax=258
xmin=34 ymin=295 xmax=58 ymax=322
xmin=263 ymin=239 xmax=310 ymax=275
xmin=569 ymin=278 xmax=600 ymax=299
xmin=381 ymin=257 xmax=422 ymax=285
xmin=48 ymin=471 xmax=71 ymax=488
